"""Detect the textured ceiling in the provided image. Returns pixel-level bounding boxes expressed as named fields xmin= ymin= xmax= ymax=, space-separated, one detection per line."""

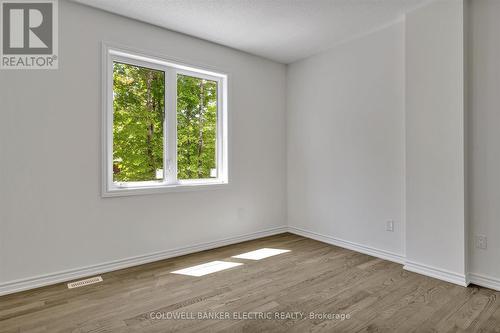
xmin=73 ymin=0 xmax=427 ymax=64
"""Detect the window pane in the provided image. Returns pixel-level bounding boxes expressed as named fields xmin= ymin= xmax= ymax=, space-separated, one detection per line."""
xmin=177 ymin=74 xmax=218 ymax=180
xmin=112 ymin=62 xmax=165 ymax=183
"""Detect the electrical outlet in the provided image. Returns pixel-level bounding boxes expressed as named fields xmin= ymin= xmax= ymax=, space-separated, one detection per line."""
xmin=386 ymin=220 xmax=394 ymax=232
xmin=475 ymin=235 xmax=487 ymax=250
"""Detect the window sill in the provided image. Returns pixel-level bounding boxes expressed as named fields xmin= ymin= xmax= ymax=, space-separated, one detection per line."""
xmin=102 ymin=180 xmax=229 ymax=198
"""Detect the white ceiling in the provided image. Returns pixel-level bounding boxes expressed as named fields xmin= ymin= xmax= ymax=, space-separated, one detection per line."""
xmin=74 ymin=0 xmax=427 ymax=64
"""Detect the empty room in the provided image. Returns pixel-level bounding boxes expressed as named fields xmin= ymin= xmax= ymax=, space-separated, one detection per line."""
xmin=1 ymin=0 xmax=499 ymax=331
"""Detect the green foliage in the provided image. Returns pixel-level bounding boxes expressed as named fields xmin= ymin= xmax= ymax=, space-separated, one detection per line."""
xmin=112 ymin=63 xmax=217 ymax=183
xmin=177 ymin=75 xmax=217 ymax=179
xmin=113 ymin=63 xmax=164 ymax=182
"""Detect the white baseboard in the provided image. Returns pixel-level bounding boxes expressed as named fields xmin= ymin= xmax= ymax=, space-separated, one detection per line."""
xmin=0 ymin=226 xmax=288 ymax=296
xmin=286 ymin=227 xmax=484 ymax=289
xmin=3 ymin=224 xmax=499 ymax=295
xmin=287 ymin=228 xmax=499 ymax=291
xmin=403 ymin=260 xmax=469 ymax=287
xmin=469 ymin=272 xmax=500 ymax=291
xmin=287 ymin=226 xmax=405 ymax=264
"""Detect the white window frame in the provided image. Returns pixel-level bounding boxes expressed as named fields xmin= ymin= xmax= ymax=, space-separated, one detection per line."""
xmin=102 ymin=44 xmax=229 ymax=197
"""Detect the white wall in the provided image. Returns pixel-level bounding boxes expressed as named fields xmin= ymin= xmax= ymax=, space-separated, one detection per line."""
xmin=0 ymin=0 xmax=287 ymax=285
xmin=404 ymin=0 xmax=466 ymax=280
xmin=3 ymin=0 xmax=499 ymax=294
xmin=286 ymin=22 xmax=405 ymax=257
xmin=468 ymin=0 xmax=500 ymax=284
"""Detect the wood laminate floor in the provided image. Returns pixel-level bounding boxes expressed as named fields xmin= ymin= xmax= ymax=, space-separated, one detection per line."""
xmin=1 ymin=233 xmax=499 ymax=332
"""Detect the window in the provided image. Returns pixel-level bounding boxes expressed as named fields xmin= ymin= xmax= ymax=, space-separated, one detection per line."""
xmin=103 ymin=45 xmax=228 ymax=196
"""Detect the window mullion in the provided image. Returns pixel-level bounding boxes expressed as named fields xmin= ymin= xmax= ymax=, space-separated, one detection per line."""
xmin=165 ymin=67 xmax=178 ymax=185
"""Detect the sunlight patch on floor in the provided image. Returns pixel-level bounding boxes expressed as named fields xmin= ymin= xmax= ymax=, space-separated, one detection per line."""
xmin=232 ymin=248 xmax=291 ymax=260
xmin=171 ymin=261 xmax=243 ymax=277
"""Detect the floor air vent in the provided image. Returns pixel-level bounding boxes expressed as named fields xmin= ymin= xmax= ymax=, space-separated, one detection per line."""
xmin=67 ymin=276 xmax=103 ymax=289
